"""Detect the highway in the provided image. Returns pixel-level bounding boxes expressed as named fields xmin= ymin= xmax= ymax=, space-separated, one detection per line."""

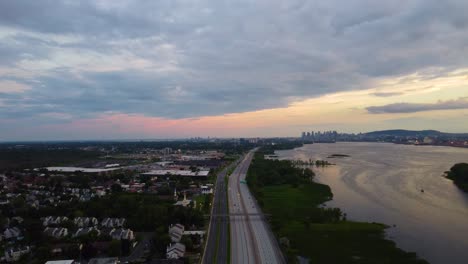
xmin=202 ymin=161 xmax=236 ymax=264
xmin=228 ymin=150 xmax=285 ymax=264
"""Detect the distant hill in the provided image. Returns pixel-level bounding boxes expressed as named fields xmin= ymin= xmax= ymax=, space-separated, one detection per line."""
xmin=363 ymin=129 xmax=468 ymax=139
xmin=364 ymin=129 xmax=442 ymax=137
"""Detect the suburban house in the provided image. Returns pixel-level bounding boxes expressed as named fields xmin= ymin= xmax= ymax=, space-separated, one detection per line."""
xmin=166 ymin=243 xmax=186 ymax=259
xmin=109 ymin=228 xmax=134 ymax=240
xmin=101 ymin=218 xmax=126 ymax=228
xmin=3 ymin=227 xmax=22 ymax=240
xmin=44 ymin=227 xmax=69 ymax=238
xmin=5 ymin=247 xmax=31 ymax=262
xmin=42 ymin=216 xmax=69 ymax=226
xmin=73 ymin=217 xmax=99 ymax=227
xmin=169 ymin=224 xmax=185 ymax=242
xmin=74 ymin=227 xmax=101 ymax=237
xmin=4 ymin=246 xmax=31 ymax=262
xmin=200 ymin=185 xmax=213 ymax=194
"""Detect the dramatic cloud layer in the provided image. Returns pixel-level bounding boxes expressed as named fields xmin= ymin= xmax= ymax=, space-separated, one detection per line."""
xmin=367 ymin=98 xmax=468 ymax=114
xmin=1 ymin=0 xmax=468 ymax=139
xmin=371 ymin=92 xmax=404 ymax=97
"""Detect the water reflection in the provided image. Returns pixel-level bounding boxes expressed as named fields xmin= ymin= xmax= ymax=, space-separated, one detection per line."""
xmin=276 ymin=142 xmax=468 ymax=264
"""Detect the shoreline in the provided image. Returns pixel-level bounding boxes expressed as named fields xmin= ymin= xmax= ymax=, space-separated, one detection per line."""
xmin=274 ymin=142 xmax=468 ymax=264
xmin=249 ymin=146 xmax=428 ymax=263
xmin=303 ymin=140 xmax=468 ymax=149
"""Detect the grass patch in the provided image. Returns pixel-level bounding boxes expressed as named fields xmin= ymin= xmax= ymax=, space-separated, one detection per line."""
xmin=262 ymin=184 xmax=332 ymax=217
xmin=194 ymin=195 xmax=205 ymax=207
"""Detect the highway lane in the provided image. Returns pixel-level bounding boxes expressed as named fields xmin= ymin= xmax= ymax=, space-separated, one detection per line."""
xmin=229 ymin=150 xmax=285 ymax=264
xmin=229 ymin=154 xmax=256 ymax=264
xmin=216 ymin=168 xmax=228 ymax=264
xmin=202 ymin=160 xmax=237 ymax=264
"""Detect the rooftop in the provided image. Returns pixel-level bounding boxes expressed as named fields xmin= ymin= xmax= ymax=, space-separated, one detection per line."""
xmin=44 ymin=167 xmax=121 ymax=173
xmin=45 ymin=261 xmax=75 ymax=264
xmin=142 ymin=169 xmax=209 ymax=177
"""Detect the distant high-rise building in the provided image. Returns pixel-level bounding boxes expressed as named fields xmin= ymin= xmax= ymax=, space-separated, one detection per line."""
xmin=162 ymin=147 xmax=173 ymax=155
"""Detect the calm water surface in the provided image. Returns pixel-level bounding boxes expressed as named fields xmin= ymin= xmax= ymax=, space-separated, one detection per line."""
xmin=276 ymin=142 xmax=468 ymax=264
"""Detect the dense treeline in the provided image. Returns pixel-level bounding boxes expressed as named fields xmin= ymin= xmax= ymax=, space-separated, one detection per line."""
xmin=260 ymin=142 xmax=303 ymax=154
xmin=446 ymin=163 xmax=468 ymax=192
xmin=247 ymin=152 xmax=314 ymax=204
xmin=0 ymin=149 xmax=100 ymax=170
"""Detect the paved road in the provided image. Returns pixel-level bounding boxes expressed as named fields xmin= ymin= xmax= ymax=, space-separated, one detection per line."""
xmin=202 ymin=161 xmax=237 ymax=264
xmin=228 ymin=150 xmax=285 ymax=264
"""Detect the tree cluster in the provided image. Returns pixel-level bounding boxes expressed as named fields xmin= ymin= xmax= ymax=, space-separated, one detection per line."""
xmin=446 ymin=163 xmax=468 ymax=192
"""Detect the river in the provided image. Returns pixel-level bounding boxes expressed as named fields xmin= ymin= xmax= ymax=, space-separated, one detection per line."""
xmin=275 ymin=142 xmax=468 ymax=264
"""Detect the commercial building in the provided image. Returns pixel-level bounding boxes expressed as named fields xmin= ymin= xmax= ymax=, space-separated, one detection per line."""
xmin=141 ymin=169 xmax=209 ymax=177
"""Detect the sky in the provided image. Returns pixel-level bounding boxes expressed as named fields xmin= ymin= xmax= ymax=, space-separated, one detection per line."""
xmin=1 ymin=0 xmax=468 ymax=141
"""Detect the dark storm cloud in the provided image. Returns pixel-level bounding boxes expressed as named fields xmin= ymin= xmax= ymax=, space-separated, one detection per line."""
xmin=366 ymin=97 xmax=468 ymax=114
xmin=1 ymin=0 xmax=468 ymax=121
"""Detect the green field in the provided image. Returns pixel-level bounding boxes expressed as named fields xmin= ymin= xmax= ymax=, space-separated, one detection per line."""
xmin=260 ymin=184 xmax=428 ymax=264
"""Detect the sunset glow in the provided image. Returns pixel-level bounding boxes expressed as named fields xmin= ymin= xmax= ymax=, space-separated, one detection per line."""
xmin=1 ymin=1 xmax=468 ymax=140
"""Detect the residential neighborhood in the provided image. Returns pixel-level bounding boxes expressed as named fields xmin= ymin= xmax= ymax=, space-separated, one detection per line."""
xmin=0 ymin=141 xmax=244 ymax=263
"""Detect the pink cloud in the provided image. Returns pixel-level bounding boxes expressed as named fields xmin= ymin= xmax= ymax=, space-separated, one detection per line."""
xmin=42 ymin=113 xmax=263 ymax=139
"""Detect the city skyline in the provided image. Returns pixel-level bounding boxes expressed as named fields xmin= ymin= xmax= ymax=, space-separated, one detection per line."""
xmin=1 ymin=1 xmax=468 ymax=141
